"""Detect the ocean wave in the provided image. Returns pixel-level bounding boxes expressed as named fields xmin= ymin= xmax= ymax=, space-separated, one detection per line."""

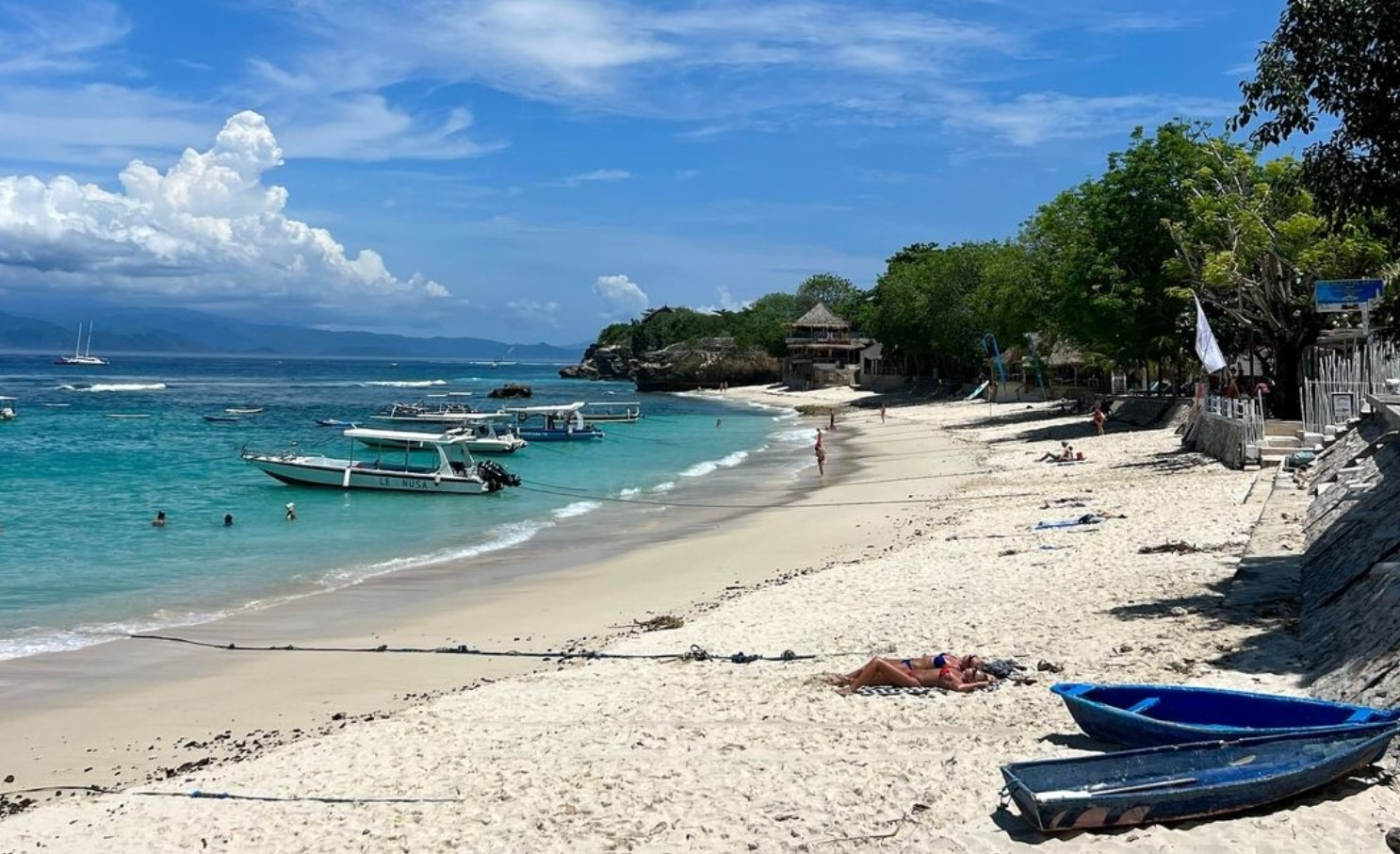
xmin=553 ymin=501 xmax=601 ymax=519
xmin=651 ymin=481 xmax=676 ymax=493
xmin=618 ymin=487 xmax=641 ymax=498
xmin=680 ymin=450 xmax=749 ymax=478
xmin=0 ymin=522 xmax=555 ymax=661
xmin=318 ymin=521 xmax=550 ymax=586
xmin=773 ymin=426 xmax=821 ymax=445
xmin=58 ymin=382 xmax=168 ymax=393
xmin=362 ymin=380 xmax=448 ymax=388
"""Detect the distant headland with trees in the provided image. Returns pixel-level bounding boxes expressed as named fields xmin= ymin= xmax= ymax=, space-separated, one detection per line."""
xmin=569 ymin=0 xmax=1400 ymax=421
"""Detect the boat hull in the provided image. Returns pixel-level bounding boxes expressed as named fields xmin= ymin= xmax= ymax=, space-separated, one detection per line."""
xmin=243 ymin=455 xmax=493 ymax=495
xmin=516 ymin=428 xmax=604 ymax=441
xmin=1002 ymin=724 xmax=1400 ymax=832
xmin=1053 ymin=683 xmax=1400 ymax=747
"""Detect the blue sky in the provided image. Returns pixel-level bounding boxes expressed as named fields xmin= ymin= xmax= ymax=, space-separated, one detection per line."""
xmin=0 ymin=0 xmax=1290 ymax=344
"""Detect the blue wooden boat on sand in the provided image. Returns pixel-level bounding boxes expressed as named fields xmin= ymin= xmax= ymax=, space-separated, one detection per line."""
xmin=1002 ymin=723 xmax=1400 ymax=832
xmin=1053 ymin=683 xmax=1400 ymax=747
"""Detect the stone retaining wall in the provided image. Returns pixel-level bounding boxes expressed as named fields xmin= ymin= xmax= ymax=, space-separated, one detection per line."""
xmin=1296 ymin=408 xmax=1400 ymax=705
xmin=1181 ymin=412 xmax=1250 ymax=469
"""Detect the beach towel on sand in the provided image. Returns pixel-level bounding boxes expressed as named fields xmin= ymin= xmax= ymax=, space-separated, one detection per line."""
xmin=854 ymin=683 xmax=1005 ymax=697
xmin=1033 ymin=514 xmax=1105 ymax=531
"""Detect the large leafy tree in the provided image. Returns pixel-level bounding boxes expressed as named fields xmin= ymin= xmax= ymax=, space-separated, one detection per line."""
xmin=1166 ymin=140 xmax=1387 ymax=417
xmin=1232 ymin=0 xmax=1400 ymax=239
xmin=1021 ymin=123 xmax=1212 ymax=374
xmin=795 ymin=273 xmax=862 ymax=318
xmin=864 ymin=242 xmax=1009 ymax=379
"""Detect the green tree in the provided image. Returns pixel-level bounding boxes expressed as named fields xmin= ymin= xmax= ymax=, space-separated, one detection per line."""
xmin=733 ymin=292 xmax=811 ymax=356
xmin=1022 ymin=123 xmax=1212 ymax=376
xmin=1166 ymin=140 xmax=1387 ymax=417
xmin=795 ymin=273 xmax=861 ymax=317
xmin=864 ymin=242 xmax=1005 ymax=378
xmin=1232 ymin=0 xmax=1400 ymax=238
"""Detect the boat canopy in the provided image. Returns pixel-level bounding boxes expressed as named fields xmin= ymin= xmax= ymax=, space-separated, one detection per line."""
xmin=504 ymin=402 xmax=586 ymax=416
xmin=344 ymin=426 xmax=474 ymax=446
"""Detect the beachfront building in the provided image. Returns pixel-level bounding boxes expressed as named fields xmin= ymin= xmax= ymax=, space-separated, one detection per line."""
xmin=782 ymin=303 xmax=870 ymax=390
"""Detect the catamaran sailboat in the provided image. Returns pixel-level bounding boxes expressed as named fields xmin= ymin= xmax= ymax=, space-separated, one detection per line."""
xmin=54 ymin=322 xmax=110 ymax=366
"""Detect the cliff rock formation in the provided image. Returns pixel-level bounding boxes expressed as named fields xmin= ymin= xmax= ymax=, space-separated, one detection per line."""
xmin=559 ymin=338 xmax=781 ymax=391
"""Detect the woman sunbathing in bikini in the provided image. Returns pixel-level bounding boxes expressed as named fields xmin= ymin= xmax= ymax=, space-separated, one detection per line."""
xmin=826 ymin=653 xmax=995 ymax=695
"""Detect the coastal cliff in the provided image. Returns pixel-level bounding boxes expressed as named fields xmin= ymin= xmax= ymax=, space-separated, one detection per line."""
xmin=559 ymin=337 xmax=781 ymax=391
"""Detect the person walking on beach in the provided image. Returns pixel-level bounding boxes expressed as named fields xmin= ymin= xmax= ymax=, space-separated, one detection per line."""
xmin=285 ymin=502 xmax=297 ymax=521
xmin=879 ymin=402 xmax=887 ymax=424
xmin=815 ymin=429 xmax=826 ymax=477
xmin=152 ymin=511 xmax=166 ymax=528
xmin=1091 ymin=404 xmax=1106 ymax=436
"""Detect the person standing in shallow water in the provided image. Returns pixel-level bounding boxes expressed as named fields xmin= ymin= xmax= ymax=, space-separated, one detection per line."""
xmin=152 ymin=511 xmax=166 ymax=527
xmin=815 ymin=429 xmax=826 ymax=477
xmin=223 ymin=514 xmax=234 ymax=527
xmin=285 ymin=502 xmax=296 ymax=521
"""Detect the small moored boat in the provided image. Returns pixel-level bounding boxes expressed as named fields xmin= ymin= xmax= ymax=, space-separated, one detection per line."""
xmin=225 ymin=407 xmax=264 ymax=415
xmin=369 ymin=401 xmax=476 ymax=426
xmin=241 ymin=428 xmax=521 ymax=494
xmin=1052 ymin=683 xmax=1400 ymax=747
xmin=580 ymin=401 xmax=642 ymax=424
xmin=0 ymin=396 xmax=15 ymax=421
xmin=507 ymin=402 xmax=604 ymax=441
xmin=316 ymin=418 xmax=358 ymax=428
xmin=1001 ymin=723 xmax=1400 ymax=832
xmin=204 ymin=414 xmax=240 ymax=423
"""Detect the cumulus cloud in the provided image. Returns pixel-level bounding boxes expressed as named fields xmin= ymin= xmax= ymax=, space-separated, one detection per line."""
xmin=0 ymin=110 xmax=448 ymax=311
xmin=593 ymin=273 xmax=648 ymax=316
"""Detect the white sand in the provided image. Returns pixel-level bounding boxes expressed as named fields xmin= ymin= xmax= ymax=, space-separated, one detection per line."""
xmin=2 ymin=391 xmax=1395 ymax=853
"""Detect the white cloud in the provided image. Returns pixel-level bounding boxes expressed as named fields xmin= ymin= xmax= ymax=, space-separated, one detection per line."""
xmin=0 ymin=0 xmax=129 ymax=75
xmin=593 ymin=273 xmax=649 ymax=316
xmin=696 ymin=285 xmax=751 ymax=313
xmin=571 ymin=168 xmax=631 ymax=183
xmin=940 ymin=91 xmax=1235 ymax=147
xmin=505 ymin=298 xmax=560 ymax=326
xmin=0 ymin=111 xmax=448 ymax=312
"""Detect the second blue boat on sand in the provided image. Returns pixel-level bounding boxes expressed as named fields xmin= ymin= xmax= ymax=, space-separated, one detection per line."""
xmin=1002 ymin=723 xmax=1400 ymax=832
xmin=1053 ymin=682 xmax=1400 ymax=747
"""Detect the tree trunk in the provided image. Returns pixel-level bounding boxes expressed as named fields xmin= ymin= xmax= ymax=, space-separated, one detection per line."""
xmin=1268 ymin=341 xmax=1305 ymax=420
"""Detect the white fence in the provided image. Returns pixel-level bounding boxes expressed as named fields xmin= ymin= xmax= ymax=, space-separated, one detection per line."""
xmin=1301 ymin=344 xmax=1400 ymax=435
xmin=1195 ymin=393 xmax=1265 ymax=463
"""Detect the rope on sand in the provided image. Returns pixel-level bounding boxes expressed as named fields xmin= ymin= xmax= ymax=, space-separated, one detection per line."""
xmin=128 ymin=634 xmax=817 ymax=664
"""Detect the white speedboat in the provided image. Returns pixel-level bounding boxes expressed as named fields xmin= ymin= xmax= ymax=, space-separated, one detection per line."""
xmin=445 ymin=413 xmax=528 ymax=453
xmin=241 ymin=428 xmax=521 ymax=494
xmin=0 ymin=396 xmax=15 ymax=421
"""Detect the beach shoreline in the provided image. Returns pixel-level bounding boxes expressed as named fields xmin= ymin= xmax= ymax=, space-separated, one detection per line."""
xmin=6 ymin=389 xmax=1396 ymax=853
xmin=0 ymin=389 xmax=976 ymax=813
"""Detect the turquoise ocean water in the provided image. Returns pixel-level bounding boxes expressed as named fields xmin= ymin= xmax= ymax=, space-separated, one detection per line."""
xmin=0 ymin=355 xmax=813 ymax=660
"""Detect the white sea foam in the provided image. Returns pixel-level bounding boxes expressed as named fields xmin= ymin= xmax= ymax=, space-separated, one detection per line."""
xmin=59 ymin=382 xmax=167 ymax=393
xmin=553 ymin=501 xmax=602 ymax=519
xmin=363 ymin=380 xmax=448 ymax=388
xmin=680 ymin=450 xmax=749 ymax=478
xmin=651 ymin=481 xmax=676 ymax=493
xmin=773 ymin=426 xmax=820 ymax=445
xmin=319 ymin=521 xmax=550 ymax=586
xmin=618 ymin=487 xmax=642 ymax=498
xmin=0 ymin=522 xmax=555 ymax=661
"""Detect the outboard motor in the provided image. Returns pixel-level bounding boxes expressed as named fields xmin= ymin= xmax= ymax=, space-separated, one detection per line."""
xmin=477 ymin=459 xmax=521 ymax=493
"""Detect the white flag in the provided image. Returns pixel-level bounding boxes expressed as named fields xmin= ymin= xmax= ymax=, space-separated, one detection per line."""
xmin=1193 ymin=294 xmax=1228 ymax=373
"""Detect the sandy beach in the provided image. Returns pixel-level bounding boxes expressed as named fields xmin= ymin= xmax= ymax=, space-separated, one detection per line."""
xmin=2 ymin=389 xmax=1396 ymax=852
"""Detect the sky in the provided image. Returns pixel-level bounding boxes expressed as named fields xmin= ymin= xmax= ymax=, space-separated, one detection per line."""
xmin=0 ymin=0 xmax=1294 ymax=344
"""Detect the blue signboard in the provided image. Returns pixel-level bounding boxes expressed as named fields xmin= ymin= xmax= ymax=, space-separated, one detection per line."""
xmin=1315 ymin=278 xmax=1383 ymax=311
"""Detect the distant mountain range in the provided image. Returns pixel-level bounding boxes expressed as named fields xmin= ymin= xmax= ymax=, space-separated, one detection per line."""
xmin=0 ymin=308 xmax=586 ymax=361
